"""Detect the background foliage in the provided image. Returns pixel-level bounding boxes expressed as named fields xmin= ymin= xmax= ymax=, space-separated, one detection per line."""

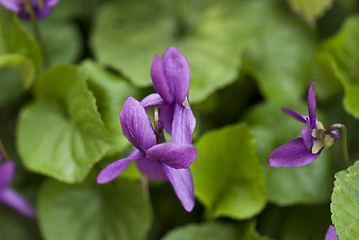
xmin=0 ymin=0 xmax=358 ymax=239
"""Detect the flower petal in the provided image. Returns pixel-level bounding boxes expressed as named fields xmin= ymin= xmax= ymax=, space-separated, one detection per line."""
xmin=172 ymin=103 xmax=196 ymax=145
xmin=161 ymin=164 xmax=195 ymax=212
xmin=282 ymin=108 xmax=307 ymax=123
xmin=161 ymin=47 xmax=190 ymax=104
xmin=308 ymin=80 xmax=317 ymax=129
xmin=325 ymin=225 xmax=338 ymax=240
xmin=0 ymin=187 xmax=35 ymax=218
xmin=97 ymin=150 xmax=142 ymax=184
xmin=301 ymin=122 xmax=314 ymax=150
xmin=140 ymin=93 xmax=165 ymax=109
xmin=120 ymin=97 xmax=157 ymax=151
xmin=0 ymin=161 xmax=15 ymax=187
xmin=160 ymin=103 xmax=174 ymax=134
xmin=146 ymin=142 xmax=197 ymax=169
xmin=0 ymin=0 xmax=22 ymax=12
xmin=269 ymin=138 xmax=321 ymax=167
xmin=34 ymin=5 xmax=52 ymax=19
xmin=46 ymin=0 xmax=60 ymax=7
xmin=151 ymin=55 xmax=173 ymax=103
xmin=136 ymin=158 xmax=168 ymax=180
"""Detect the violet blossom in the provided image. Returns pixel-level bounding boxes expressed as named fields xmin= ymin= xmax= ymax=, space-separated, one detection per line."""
xmin=325 ymin=225 xmax=338 ymax=240
xmin=269 ymin=80 xmax=339 ymax=167
xmin=0 ymin=0 xmax=59 ymax=19
xmin=0 ymin=158 xmax=35 ymax=218
xmin=141 ymin=47 xmax=196 ymax=144
xmin=97 ymin=97 xmax=197 ymax=212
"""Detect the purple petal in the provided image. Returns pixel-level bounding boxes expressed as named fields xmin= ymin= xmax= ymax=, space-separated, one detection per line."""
xmin=269 ymin=138 xmax=321 ymax=167
xmin=0 ymin=187 xmax=35 ymax=218
xmin=136 ymin=158 xmax=168 ymax=181
xmin=0 ymin=161 xmax=15 ymax=187
xmin=146 ymin=142 xmax=197 ymax=169
xmin=172 ymin=103 xmax=196 ymax=145
xmin=151 ymin=55 xmax=173 ymax=103
xmin=161 ymin=47 xmax=190 ymax=104
xmin=97 ymin=150 xmax=143 ymax=184
xmin=308 ymin=80 xmax=317 ymax=129
xmin=301 ymin=122 xmax=314 ymax=150
xmin=45 ymin=0 xmax=60 ymax=7
xmin=141 ymin=93 xmax=165 ymax=109
xmin=282 ymin=108 xmax=307 ymax=123
xmin=0 ymin=152 xmax=2 ymax=162
xmin=0 ymin=0 xmax=22 ymax=12
xmin=160 ymin=103 xmax=174 ymax=134
xmin=120 ymin=97 xmax=157 ymax=151
xmin=34 ymin=5 xmax=52 ymax=19
xmin=161 ymin=164 xmax=195 ymax=212
xmin=325 ymin=225 xmax=338 ymax=240
xmin=330 ymin=129 xmax=340 ymax=141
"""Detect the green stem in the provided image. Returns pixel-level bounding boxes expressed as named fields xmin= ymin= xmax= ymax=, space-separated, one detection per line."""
xmin=24 ymin=0 xmax=49 ymax=67
xmin=0 ymin=139 xmax=10 ymax=160
xmin=326 ymin=123 xmax=350 ymax=168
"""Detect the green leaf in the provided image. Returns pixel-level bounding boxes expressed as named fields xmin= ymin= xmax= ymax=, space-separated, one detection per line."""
xmin=162 ymin=221 xmax=271 ymax=240
xmin=91 ymin=0 xmax=314 ymax=104
xmin=0 ymin=54 xmax=35 ymax=89
xmin=80 ymin=60 xmax=139 ymax=155
xmin=331 ymin=160 xmax=359 ymax=240
xmin=245 ymin=101 xmax=334 ymax=205
xmin=287 ymin=0 xmax=333 ymax=24
xmin=17 ymin=65 xmax=111 ymax=183
xmin=192 ymin=123 xmax=266 ymax=219
xmin=0 ymin=12 xmax=42 ymax=69
xmin=38 ymin=175 xmax=152 ymax=240
xmin=320 ymin=15 xmax=359 ymax=118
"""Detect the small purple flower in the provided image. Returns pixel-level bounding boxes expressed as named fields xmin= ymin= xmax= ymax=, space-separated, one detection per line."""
xmin=0 ymin=0 xmax=59 ymax=20
xmin=0 ymin=160 xmax=35 ymax=218
xmin=97 ymin=97 xmax=197 ymax=212
xmin=325 ymin=225 xmax=338 ymax=240
xmin=269 ymin=80 xmax=339 ymax=167
xmin=141 ymin=47 xmax=196 ymax=143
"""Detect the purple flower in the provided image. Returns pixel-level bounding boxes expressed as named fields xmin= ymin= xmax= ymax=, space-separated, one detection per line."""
xmin=0 ymin=0 xmax=59 ymax=19
xmin=269 ymin=80 xmax=339 ymax=167
xmin=141 ymin=47 xmax=196 ymax=143
xmin=0 ymin=160 xmax=35 ymax=218
xmin=97 ymin=97 xmax=197 ymax=212
xmin=325 ymin=225 xmax=338 ymax=240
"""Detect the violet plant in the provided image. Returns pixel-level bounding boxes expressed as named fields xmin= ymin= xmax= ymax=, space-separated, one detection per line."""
xmin=0 ymin=0 xmax=59 ymax=19
xmin=325 ymin=225 xmax=338 ymax=240
xmin=97 ymin=47 xmax=198 ymax=212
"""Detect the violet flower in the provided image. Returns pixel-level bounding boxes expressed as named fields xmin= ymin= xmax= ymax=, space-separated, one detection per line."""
xmin=0 ymin=160 xmax=35 ymax=218
xmin=325 ymin=225 xmax=338 ymax=240
xmin=0 ymin=0 xmax=59 ymax=19
xmin=141 ymin=47 xmax=196 ymax=144
xmin=269 ymin=80 xmax=339 ymax=167
xmin=97 ymin=97 xmax=197 ymax=212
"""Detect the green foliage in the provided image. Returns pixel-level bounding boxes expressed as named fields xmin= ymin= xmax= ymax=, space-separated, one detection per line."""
xmin=331 ymin=160 xmax=359 ymax=240
xmin=91 ymin=0 xmax=314 ymax=104
xmin=38 ymin=175 xmax=152 ymax=240
xmin=287 ymin=0 xmax=333 ymax=24
xmin=192 ymin=123 xmax=266 ymax=219
xmin=245 ymin=102 xmax=334 ymax=205
xmin=162 ymin=221 xmax=270 ymax=240
xmin=17 ymin=65 xmax=111 ymax=183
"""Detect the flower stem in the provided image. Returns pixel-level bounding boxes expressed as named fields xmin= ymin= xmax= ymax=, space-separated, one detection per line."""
xmin=326 ymin=123 xmax=350 ymax=168
xmin=154 ymin=105 xmax=165 ymax=144
xmin=0 ymin=139 xmax=10 ymax=160
xmin=140 ymin=174 xmax=149 ymax=199
xmin=24 ymin=0 xmax=49 ymax=67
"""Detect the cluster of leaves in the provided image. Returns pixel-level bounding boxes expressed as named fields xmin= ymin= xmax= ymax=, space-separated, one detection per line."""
xmin=0 ymin=0 xmax=359 ymax=239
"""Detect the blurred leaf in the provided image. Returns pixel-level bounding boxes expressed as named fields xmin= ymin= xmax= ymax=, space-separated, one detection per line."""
xmin=17 ymin=65 xmax=111 ymax=183
xmin=0 ymin=54 xmax=35 ymax=89
xmin=320 ymin=15 xmax=359 ymax=118
xmin=0 ymin=206 xmax=41 ymax=240
xmin=287 ymin=0 xmax=333 ymax=24
xmin=245 ymin=101 xmax=334 ymax=205
xmin=38 ymin=175 xmax=152 ymax=240
xmin=162 ymin=221 xmax=270 ymax=240
xmin=91 ymin=0 xmax=314 ymax=104
xmin=0 ymin=11 xmax=42 ymax=69
xmin=192 ymin=123 xmax=266 ymax=219
xmin=331 ymin=160 xmax=359 ymax=240
xmin=80 ymin=60 xmax=139 ymax=155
